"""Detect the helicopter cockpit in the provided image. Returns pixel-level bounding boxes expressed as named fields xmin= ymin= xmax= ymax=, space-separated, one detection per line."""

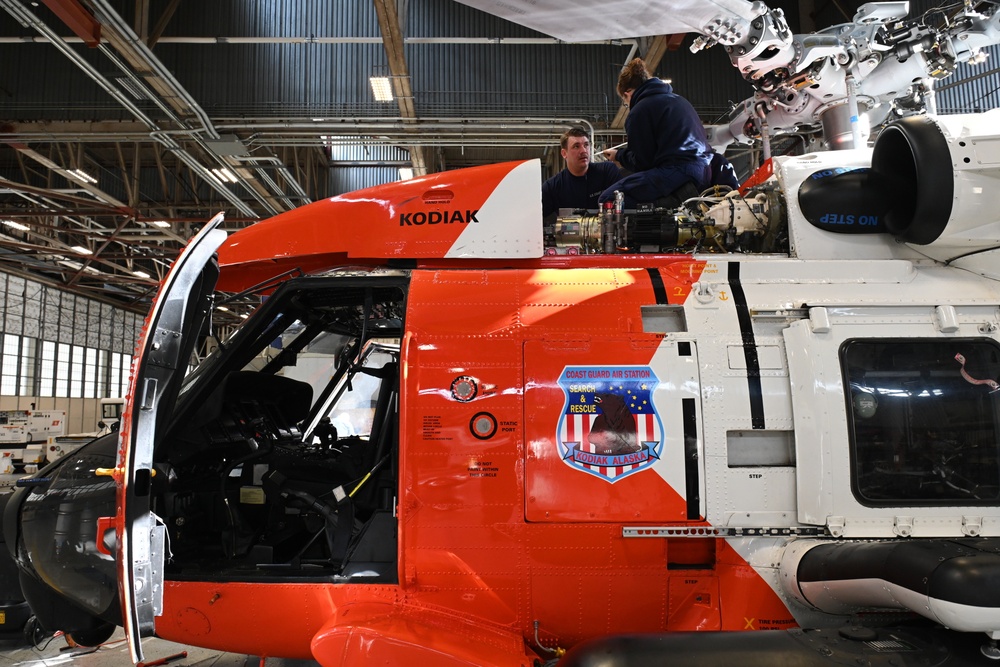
xmin=154 ymin=275 xmax=406 ymax=582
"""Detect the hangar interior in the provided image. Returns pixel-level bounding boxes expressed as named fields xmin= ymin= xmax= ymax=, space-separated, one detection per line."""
xmin=0 ymin=0 xmax=999 ymax=436
xmin=4 ymin=2 xmax=1000 ymax=666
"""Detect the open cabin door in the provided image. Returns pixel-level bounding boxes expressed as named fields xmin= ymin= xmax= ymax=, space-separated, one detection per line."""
xmin=117 ymin=215 xmax=226 ymax=663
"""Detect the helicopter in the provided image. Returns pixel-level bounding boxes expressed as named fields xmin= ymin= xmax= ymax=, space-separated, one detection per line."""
xmin=8 ymin=1 xmax=1000 ymax=666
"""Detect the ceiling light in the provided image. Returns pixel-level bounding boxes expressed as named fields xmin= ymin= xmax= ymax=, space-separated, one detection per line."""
xmin=239 ymin=313 xmax=248 ymax=319
xmin=71 ymin=245 xmax=93 ymax=255
xmin=67 ymin=168 xmax=97 ymax=184
xmin=149 ymin=220 xmax=171 ymax=228
xmin=370 ymin=76 xmax=393 ymax=102
xmin=133 ymin=270 xmax=151 ymax=279
xmin=211 ymin=167 xmax=239 ymax=184
xmin=216 ymin=305 xmax=229 ymax=312
xmin=1 ymin=219 xmax=29 ymax=231
xmin=398 ymin=167 xmax=414 ymax=181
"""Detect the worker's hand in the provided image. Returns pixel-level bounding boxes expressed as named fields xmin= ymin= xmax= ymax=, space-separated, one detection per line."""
xmin=602 ymin=148 xmax=618 ymax=162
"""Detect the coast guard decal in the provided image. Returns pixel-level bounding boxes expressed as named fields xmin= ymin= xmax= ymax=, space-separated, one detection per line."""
xmin=557 ymin=365 xmax=662 ymax=482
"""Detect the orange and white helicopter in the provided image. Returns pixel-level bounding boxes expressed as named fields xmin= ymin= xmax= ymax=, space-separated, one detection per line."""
xmin=9 ymin=1 xmax=1000 ymax=665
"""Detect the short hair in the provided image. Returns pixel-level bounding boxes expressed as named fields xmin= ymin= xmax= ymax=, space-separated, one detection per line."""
xmin=560 ymin=126 xmax=591 ymax=150
xmin=617 ymin=57 xmax=652 ymax=98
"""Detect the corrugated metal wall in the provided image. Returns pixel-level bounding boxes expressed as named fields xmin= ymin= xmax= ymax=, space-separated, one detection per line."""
xmin=936 ymin=44 xmax=1000 ymax=114
xmin=151 ymin=0 xmax=631 ymax=120
xmin=330 ymin=165 xmax=404 ymax=194
xmin=153 ymin=41 xmax=392 ymax=118
xmin=5 ymin=0 xmax=999 ymax=122
xmin=0 ymin=40 xmax=139 ymax=120
xmin=4 ymin=0 xmax=1000 ymax=195
xmin=0 ymin=269 xmax=142 ymax=431
xmin=900 ymin=0 xmax=1000 ymax=115
xmin=326 ymin=142 xmax=409 ymax=194
xmin=0 ymin=271 xmax=139 ymax=352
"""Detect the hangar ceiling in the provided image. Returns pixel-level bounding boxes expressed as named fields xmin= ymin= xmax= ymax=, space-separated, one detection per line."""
xmin=0 ymin=0 xmax=929 ymax=319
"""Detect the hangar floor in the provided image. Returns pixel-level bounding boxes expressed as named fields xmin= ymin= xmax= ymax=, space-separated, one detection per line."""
xmin=0 ymin=628 xmax=320 ymax=667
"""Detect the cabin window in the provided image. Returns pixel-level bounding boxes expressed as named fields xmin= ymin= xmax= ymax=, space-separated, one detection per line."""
xmin=842 ymin=339 xmax=1000 ymax=506
xmin=265 ymin=322 xmax=397 ymax=440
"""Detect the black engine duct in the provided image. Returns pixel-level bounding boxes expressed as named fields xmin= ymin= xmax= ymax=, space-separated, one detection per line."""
xmin=798 ymin=116 xmax=954 ymax=245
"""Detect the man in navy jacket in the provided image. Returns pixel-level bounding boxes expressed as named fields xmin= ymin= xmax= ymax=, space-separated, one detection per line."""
xmin=601 ymin=58 xmax=714 ymax=207
xmin=542 ymin=126 xmax=622 ymax=218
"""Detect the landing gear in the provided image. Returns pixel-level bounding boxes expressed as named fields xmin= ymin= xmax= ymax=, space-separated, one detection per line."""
xmin=23 ymin=616 xmax=50 ymax=646
xmin=65 ymin=621 xmax=115 ymax=647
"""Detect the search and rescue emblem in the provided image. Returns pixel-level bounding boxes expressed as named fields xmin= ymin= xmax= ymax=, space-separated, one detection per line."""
xmin=557 ymin=365 xmax=662 ymax=482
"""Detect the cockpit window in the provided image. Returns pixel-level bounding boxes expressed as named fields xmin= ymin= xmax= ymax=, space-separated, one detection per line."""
xmin=843 ymin=339 xmax=1000 ymax=506
xmin=152 ymin=276 xmax=406 ymax=581
xmin=302 ymin=345 xmax=396 ymax=439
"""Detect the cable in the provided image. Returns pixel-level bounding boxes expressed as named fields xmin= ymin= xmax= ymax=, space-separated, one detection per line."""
xmin=347 ymin=454 xmax=390 ymax=497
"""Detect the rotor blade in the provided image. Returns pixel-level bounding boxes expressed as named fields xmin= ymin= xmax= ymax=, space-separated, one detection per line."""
xmin=453 ymin=0 xmax=758 ymax=42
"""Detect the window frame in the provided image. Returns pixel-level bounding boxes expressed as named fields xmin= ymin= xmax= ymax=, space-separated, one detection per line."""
xmin=842 ymin=336 xmax=1000 ymax=508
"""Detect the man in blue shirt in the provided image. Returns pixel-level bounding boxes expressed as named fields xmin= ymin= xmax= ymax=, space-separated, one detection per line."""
xmin=542 ymin=127 xmax=622 ymax=218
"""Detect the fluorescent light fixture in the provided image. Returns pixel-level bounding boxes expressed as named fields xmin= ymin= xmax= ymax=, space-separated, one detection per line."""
xmin=370 ymin=76 xmax=393 ymax=102
xmin=149 ymin=220 xmax=171 ymax=228
xmin=211 ymin=167 xmax=238 ymax=184
xmin=71 ymin=245 xmax=92 ymax=255
xmin=67 ymin=168 xmax=97 ymax=184
xmin=216 ymin=305 xmax=229 ymax=312
xmin=1 ymin=219 xmax=28 ymax=231
xmin=239 ymin=313 xmax=248 ymax=319
xmin=132 ymin=270 xmax=151 ymax=279
xmin=398 ymin=167 xmax=414 ymax=181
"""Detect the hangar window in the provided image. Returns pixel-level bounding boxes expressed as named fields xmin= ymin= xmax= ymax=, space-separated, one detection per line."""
xmin=32 ymin=341 xmax=130 ymax=399
xmin=843 ymin=339 xmax=1000 ymax=506
xmin=0 ymin=334 xmax=25 ymax=395
xmin=109 ymin=351 xmax=131 ymax=397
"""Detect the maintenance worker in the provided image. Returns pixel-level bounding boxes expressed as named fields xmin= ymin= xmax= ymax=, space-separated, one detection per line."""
xmin=542 ymin=126 xmax=622 ymax=218
xmin=600 ymin=58 xmax=718 ymax=208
